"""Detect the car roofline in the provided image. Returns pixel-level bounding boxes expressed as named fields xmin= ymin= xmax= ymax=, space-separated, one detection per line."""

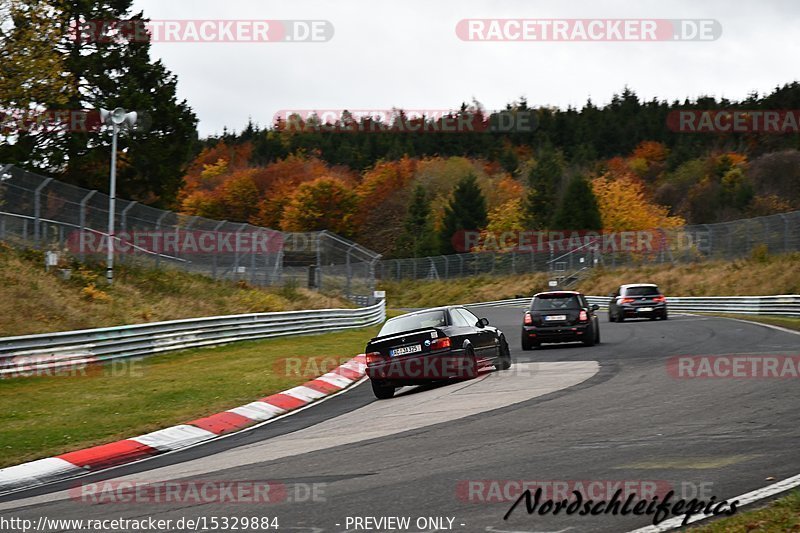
xmin=531 ymin=290 xmax=582 ymax=298
xmin=384 ymin=306 xmax=455 ymax=321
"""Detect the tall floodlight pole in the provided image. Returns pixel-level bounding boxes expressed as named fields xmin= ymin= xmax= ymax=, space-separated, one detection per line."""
xmin=100 ymin=107 xmax=138 ymax=284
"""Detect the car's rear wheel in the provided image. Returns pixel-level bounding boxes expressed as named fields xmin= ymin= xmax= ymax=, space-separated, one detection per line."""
xmin=521 ymin=334 xmax=532 ymax=351
xmin=595 ymin=324 xmax=601 ymax=344
xmin=617 ymin=313 xmax=625 ymax=322
xmin=371 ymin=380 xmax=395 ymax=400
xmin=583 ymin=324 xmax=596 ymax=346
xmin=496 ymin=337 xmax=512 ymax=370
xmin=662 ymin=310 xmax=669 ymax=320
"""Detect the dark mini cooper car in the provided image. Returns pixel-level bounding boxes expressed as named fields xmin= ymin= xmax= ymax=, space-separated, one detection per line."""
xmin=521 ymin=291 xmax=600 ymax=350
xmin=608 ymin=283 xmax=668 ymax=321
xmin=364 ymin=306 xmax=512 ymax=399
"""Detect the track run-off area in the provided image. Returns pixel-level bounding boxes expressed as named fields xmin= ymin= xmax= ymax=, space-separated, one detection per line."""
xmin=1 ymin=305 xmax=799 ymax=532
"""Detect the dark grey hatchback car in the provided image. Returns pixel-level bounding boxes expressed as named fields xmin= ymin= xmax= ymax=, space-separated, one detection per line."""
xmin=608 ymin=284 xmax=668 ymax=322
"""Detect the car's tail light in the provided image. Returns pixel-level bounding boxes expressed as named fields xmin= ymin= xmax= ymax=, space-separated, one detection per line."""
xmin=366 ymin=352 xmax=383 ymax=365
xmin=579 ymin=310 xmax=588 ymax=321
xmin=653 ymin=295 xmax=666 ymax=302
xmin=430 ymin=337 xmax=451 ymax=351
xmin=524 ymin=312 xmax=533 ymax=325
xmin=620 ymin=297 xmax=635 ymax=304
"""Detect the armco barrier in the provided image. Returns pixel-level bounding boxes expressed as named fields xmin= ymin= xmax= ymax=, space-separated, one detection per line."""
xmin=0 ymin=300 xmax=385 ymax=377
xmin=467 ymin=295 xmax=800 ymax=317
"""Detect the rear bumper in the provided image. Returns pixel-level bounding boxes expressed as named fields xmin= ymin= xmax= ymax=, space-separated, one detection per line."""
xmin=522 ymin=323 xmax=591 ymax=343
xmin=366 ymin=349 xmax=473 ymax=385
xmin=620 ymin=303 xmax=667 ymax=318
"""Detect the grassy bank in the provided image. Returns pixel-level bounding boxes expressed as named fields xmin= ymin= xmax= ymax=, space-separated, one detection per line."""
xmin=690 ymin=490 xmax=800 ymax=532
xmin=0 ymin=324 xmax=382 ymax=468
xmin=0 ymin=244 xmax=349 ymax=336
xmin=379 ymin=253 xmax=800 ymax=308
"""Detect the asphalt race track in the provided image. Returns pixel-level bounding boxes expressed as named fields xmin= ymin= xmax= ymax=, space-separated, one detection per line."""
xmin=2 ymin=306 xmax=799 ymax=532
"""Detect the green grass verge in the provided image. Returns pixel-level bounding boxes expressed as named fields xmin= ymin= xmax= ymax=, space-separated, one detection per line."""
xmin=690 ymin=490 xmax=800 ymax=531
xmin=702 ymin=314 xmax=800 ymax=333
xmin=0 ymin=324 xmax=384 ymax=468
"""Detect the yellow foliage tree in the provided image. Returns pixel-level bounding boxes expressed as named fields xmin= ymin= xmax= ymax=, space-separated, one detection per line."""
xmin=472 ymin=198 xmax=526 ymax=252
xmin=591 ymin=175 xmax=684 ymax=231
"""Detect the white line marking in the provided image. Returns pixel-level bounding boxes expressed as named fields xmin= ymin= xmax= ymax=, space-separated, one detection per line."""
xmin=627 ymin=473 xmax=800 ymax=532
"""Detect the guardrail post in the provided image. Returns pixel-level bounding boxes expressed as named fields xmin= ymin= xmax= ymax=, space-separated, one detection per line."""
xmin=33 ymin=177 xmax=53 ymax=246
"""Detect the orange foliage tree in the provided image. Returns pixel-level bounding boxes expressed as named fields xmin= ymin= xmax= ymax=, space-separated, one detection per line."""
xmin=280 ymin=177 xmax=360 ymax=237
xmin=353 ymin=157 xmax=417 ymax=254
xmin=250 ymin=155 xmax=356 ymax=228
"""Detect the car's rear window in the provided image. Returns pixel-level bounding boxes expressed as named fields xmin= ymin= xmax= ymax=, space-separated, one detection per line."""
xmin=378 ymin=311 xmax=446 ymax=336
xmin=624 ymin=286 xmax=660 ymax=296
xmin=531 ymin=294 xmax=580 ymax=311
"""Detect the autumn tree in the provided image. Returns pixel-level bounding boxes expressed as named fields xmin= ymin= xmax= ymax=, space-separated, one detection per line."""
xmin=0 ymin=0 xmax=73 ymax=108
xmin=592 ymin=175 xmax=684 ymax=231
xmin=439 ymin=174 xmax=488 ymax=254
xmin=354 ymin=158 xmax=416 ymax=254
xmin=280 ymin=177 xmax=359 ymax=237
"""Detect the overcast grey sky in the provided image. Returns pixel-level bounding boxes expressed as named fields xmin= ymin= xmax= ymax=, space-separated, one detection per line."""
xmin=131 ymin=0 xmax=799 ymax=138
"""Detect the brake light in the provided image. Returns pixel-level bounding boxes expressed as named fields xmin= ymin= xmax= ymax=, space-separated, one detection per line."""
xmin=524 ymin=312 xmax=533 ymax=325
xmin=430 ymin=337 xmax=451 ymax=351
xmin=579 ymin=310 xmax=588 ymax=321
xmin=620 ymin=297 xmax=635 ymax=304
xmin=653 ymin=295 xmax=666 ymax=302
xmin=366 ymin=352 xmax=383 ymax=365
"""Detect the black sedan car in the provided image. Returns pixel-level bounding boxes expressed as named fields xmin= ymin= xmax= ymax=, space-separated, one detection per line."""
xmin=365 ymin=306 xmax=512 ymax=399
xmin=608 ymin=283 xmax=668 ymax=321
xmin=521 ymin=291 xmax=600 ymax=350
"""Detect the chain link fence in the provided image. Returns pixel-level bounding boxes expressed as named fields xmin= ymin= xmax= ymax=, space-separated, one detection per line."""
xmin=377 ymin=211 xmax=800 ymax=283
xmin=3 ymin=163 xmax=796 ymax=293
xmin=0 ymin=164 xmax=381 ymax=302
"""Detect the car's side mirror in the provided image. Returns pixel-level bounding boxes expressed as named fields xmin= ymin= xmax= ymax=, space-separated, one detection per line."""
xmin=478 ymin=318 xmax=490 ymax=328
xmin=591 ymin=304 xmax=600 ymax=311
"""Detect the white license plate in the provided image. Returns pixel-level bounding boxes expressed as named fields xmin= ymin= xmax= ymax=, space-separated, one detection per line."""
xmin=390 ymin=344 xmax=421 ymax=357
xmin=638 ymin=307 xmax=653 ymax=312
xmin=545 ymin=315 xmax=567 ymax=321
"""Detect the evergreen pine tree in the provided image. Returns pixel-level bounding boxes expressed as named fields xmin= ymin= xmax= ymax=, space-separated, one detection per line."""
xmin=439 ymin=173 xmax=488 ymax=254
xmin=524 ymin=145 xmax=564 ymax=229
xmin=552 ymin=175 xmax=603 ymax=230
xmin=2 ymin=0 xmax=198 ymax=207
xmin=394 ymin=184 xmax=437 ymax=257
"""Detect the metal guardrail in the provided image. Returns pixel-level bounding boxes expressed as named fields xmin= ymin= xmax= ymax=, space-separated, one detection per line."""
xmin=0 ymin=300 xmax=386 ymax=377
xmin=467 ymin=294 xmax=800 ymax=317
